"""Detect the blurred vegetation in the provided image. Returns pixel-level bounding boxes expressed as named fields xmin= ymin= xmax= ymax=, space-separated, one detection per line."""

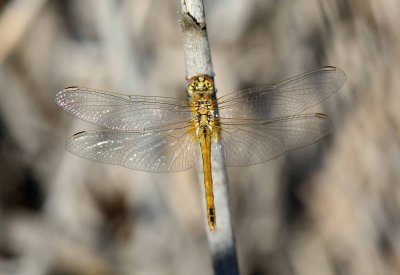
xmin=0 ymin=0 xmax=399 ymax=274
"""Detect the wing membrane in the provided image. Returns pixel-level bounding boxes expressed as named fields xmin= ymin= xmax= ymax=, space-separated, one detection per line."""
xmin=56 ymin=87 xmax=192 ymax=131
xmin=58 ymin=67 xmax=345 ymax=170
xmin=212 ymin=113 xmax=331 ymax=166
xmin=66 ymin=125 xmax=198 ymax=172
xmin=217 ymin=66 xmax=346 ymax=120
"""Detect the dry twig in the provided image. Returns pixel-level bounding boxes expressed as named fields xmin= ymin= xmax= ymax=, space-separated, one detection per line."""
xmin=180 ymin=1 xmax=239 ymax=274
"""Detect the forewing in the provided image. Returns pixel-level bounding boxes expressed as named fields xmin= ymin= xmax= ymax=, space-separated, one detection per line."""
xmin=212 ymin=114 xmax=331 ymax=166
xmin=217 ymin=66 xmax=346 ymax=120
xmin=66 ymin=126 xmax=198 ymax=172
xmin=55 ymin=87 xmax=192 ymax=131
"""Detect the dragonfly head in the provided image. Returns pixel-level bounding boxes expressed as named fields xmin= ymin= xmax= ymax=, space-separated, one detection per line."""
xmin=187 ymin=75 xmax=214 ymax=96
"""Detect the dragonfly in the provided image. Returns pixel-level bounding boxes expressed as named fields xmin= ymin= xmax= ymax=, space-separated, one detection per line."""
xmin=55 ymin=66 xmax=346 ymax=231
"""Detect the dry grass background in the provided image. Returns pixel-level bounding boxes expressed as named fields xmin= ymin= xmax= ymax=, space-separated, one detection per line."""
xmin=0 ymin=0 xmax=399 ymax=274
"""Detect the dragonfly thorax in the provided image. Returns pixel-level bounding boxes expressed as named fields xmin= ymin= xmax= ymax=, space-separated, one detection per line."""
xmin=189 ymin=92 xmax=220 ymax=141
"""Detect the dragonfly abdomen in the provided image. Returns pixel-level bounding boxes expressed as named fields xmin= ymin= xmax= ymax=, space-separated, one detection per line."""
xmin=197 ymin=125 xmax=216 ymax=230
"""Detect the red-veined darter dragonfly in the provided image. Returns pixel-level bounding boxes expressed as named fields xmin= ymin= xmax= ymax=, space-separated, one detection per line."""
xmin=55 ymin=66 xmax=346 ymax=231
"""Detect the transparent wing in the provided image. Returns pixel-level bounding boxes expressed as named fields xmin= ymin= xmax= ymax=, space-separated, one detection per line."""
xmin=66 ymin=125 xmax=198 ymax=172
xmin=217 ymin=66 xmax=346 ymax=120
xmin=212 ymin=113 xmax=331 ymax=166
xmin=55 ymin=87 xmax=192 ymax=131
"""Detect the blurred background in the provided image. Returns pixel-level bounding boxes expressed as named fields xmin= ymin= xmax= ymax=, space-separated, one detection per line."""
xmin=0 ymin=0 xmax=399 ymax=274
